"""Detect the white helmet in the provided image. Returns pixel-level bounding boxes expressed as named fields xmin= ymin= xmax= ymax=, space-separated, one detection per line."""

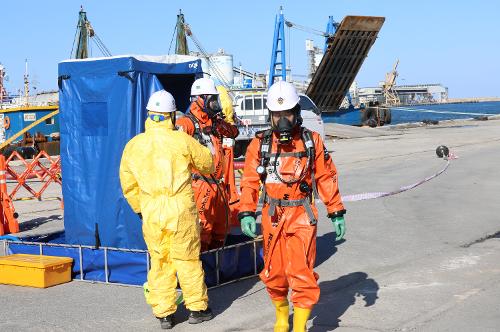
xmin=191 ymin=77 xmax=219 ymax=96
xmin=146 ymin=90 xmax=176 ymax=114
xmin=266 ymin=81 xmax=300 ymax=112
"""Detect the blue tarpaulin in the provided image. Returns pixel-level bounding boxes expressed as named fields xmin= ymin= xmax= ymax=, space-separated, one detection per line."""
xmin=46 ymin=55 xmax=265 ymax=287
xmin=58 ymin=55 xmax=203 ymax=250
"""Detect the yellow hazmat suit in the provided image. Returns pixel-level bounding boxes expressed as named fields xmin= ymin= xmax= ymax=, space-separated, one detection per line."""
xmin=216 ymin=85 xmax=235 ymax=124
xmin=119 ymin=117 xmax=214 ymax=318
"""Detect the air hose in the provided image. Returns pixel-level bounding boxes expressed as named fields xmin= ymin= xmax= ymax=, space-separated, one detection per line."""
xmin=343 ymin=145 xmax=456 ymax=202
xmin=209 ymin=173 xmax=231 ymax=249
xmin=199 ymin=173 xmax=231 ymax=250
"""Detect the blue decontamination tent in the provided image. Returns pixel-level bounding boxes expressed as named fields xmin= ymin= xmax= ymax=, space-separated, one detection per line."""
xmin=58 ymin=55 xmax=203 ymax=250
xmin=6 ymin=55 xmax=264 ymax=287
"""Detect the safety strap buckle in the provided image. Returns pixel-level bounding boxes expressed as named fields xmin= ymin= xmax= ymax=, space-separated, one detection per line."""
xmin=264 ymin=194 xmax=317 ymax=226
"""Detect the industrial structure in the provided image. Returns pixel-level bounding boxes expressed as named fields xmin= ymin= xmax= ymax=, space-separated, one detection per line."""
xmin=0 ymin=64 xmax=9 ymax=104
xmin=306 ymin=40 xmax=323 ymax=81
xmin=382 ymin=59 xmax=401 ymax=106
xmin=356 ymin=83 xmax=449 ymax=105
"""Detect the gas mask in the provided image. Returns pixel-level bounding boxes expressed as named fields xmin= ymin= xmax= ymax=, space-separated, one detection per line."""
xmin=274 ymin=116 xmax=294 ymax=144
xmin=198 ymin=95 xmax=222 ymax=119
xmin=271 ymin=106 xmax=302 ymax=144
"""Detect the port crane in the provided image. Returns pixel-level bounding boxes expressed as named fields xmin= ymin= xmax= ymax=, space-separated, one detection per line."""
xmin=175 ymin=12 xmax=234 ymax=95
xmin=382 ymin=59 xmax=401 ymax=106
xmin=268 ymin=8 xmax=338 ymax=87
xmin=71 ymin=7 xmax=112 ymax=59
xmin=268 ymin=7 xmax=385 ymax=111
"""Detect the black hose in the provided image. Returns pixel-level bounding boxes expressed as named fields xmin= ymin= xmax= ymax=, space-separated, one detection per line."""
xmin=210 ymin=174 xmax=231 ymax=249
xmin=199 ymin=173 xmax=231 ymax=250
xmin=272 ymin=144 xmax=310 ymax=185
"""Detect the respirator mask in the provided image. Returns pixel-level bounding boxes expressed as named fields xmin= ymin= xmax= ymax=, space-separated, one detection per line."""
xmin=200 ymin=95 xmax=222 ymax=119
xmin=271 ymin=105 xmax=302 ymax=144
xmin=274 ymin=116 xmax=294 ymax=144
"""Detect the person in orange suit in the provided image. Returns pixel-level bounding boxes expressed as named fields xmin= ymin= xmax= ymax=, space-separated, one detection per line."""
xmin=216 ymin=85 xmax=241 ymax=228
xmin=177 ymin=78 xmax=238 ymax=251
xmin=238 ymin=81 xmax=346 ymax=332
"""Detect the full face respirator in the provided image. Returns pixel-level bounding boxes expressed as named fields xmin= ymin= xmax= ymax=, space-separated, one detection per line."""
xmin=199 ymin=95 xmax=222 ymax=119
xmin=271 ymin=105 xmax=302 ymax=144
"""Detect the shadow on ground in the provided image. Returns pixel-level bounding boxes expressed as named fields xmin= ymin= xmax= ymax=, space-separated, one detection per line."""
xmin=309 ymin=272 xmax=379 ymax=331
xmin=19 ymin=214 xmax=62 ymax=232
xmin=169 ymin=231 xmax=263 ymax=326
xmin=206 ymin=231 xmax=263 ymax=321
xmin=170 ymin=276 xmax=262 ymax=327
xmin=315 ymin=231 xmax=342 ymax=267
xmin=169 ymin=229 xmax=358 ymax=328
xmin=312 ymin=231 xmax=379 ymax=331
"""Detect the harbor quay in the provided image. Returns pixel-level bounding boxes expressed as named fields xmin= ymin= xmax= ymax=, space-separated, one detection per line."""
xmin=1 ymin=117 xmax=499 ymax=331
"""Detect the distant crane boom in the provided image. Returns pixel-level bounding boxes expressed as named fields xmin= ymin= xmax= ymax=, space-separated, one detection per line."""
xmin=383 ymin=59 xmax=400 ymax=106
xmin=183 ymin=21 xmax=234 ymax=95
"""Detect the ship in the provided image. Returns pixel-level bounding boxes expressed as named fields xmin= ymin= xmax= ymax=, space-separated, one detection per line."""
xmin=0 ymin=62 xmax=60 ymax=157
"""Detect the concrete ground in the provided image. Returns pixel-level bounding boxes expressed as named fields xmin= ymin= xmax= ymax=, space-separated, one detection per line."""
xmin=1 ymin=118 xmax=500 ymax=331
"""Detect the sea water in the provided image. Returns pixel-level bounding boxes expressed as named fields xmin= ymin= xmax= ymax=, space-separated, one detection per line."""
xmin=323 ymin=101 xmax=500 ymax=126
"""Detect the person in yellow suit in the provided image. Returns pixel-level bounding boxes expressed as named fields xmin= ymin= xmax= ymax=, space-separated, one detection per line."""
xmin=119 ymin=90 xmax=215 ymax=329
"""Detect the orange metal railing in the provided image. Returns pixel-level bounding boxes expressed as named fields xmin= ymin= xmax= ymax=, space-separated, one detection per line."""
xmin=0 ymin=150 xmax=62 ymax=235
xmin=5 ymin=150 xmax=61 ymax=201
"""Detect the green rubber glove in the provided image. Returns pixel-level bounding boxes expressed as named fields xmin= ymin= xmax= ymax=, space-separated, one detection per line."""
xmin=331 ymin=216 xmax=346 ymax=241
xmin=241 ymin=216 xmax=257 ymax=238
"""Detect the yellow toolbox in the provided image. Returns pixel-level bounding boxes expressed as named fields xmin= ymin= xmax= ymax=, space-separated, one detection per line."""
xmin=0 ymin=254 xmax=73 ymax=288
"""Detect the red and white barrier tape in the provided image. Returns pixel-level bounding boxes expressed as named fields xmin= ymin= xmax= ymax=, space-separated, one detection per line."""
xmin=343 ymin=152 xmax=458 ymax=202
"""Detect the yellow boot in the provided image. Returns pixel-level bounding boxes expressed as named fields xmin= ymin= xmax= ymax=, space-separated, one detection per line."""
xmin=272 ymin=299 xmax=290 ymax=332
xmin=293 ymin=307 xmax=311 ymax=332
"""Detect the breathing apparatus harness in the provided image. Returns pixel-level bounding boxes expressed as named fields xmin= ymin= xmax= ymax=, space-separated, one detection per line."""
xmin=185 ymin=96 xmax=224 ymax=146
xmin=184 ymin=113 xmax=206 ymax=146
xmin=256 ymin=127 xmax=319 ymax=225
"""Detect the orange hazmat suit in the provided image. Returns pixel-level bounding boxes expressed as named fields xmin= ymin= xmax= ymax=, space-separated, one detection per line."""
xmin=177 ymin=99 xmax=239 ymax=250
xmin=239 ymin=128 xmax=345 ymax=309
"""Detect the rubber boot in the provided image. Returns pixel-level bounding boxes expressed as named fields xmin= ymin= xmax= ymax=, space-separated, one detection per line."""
xmin=158 ymin=314 xmax=175 ymax=329
xmin=293 ymin=307 xmax=311 ymax=332
xmin=272 ymin=299 xmax=290 ymax=332
xmin=188 ymin=307 xmax=214 ymax=324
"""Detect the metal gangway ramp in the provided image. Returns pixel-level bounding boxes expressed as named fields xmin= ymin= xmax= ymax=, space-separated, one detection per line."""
xmin=306 ymin=16 xmax=385 ymax=112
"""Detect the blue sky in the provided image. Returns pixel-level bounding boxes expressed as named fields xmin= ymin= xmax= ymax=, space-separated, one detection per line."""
xmin=1 ymin=1 xmax=499 ymax=98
